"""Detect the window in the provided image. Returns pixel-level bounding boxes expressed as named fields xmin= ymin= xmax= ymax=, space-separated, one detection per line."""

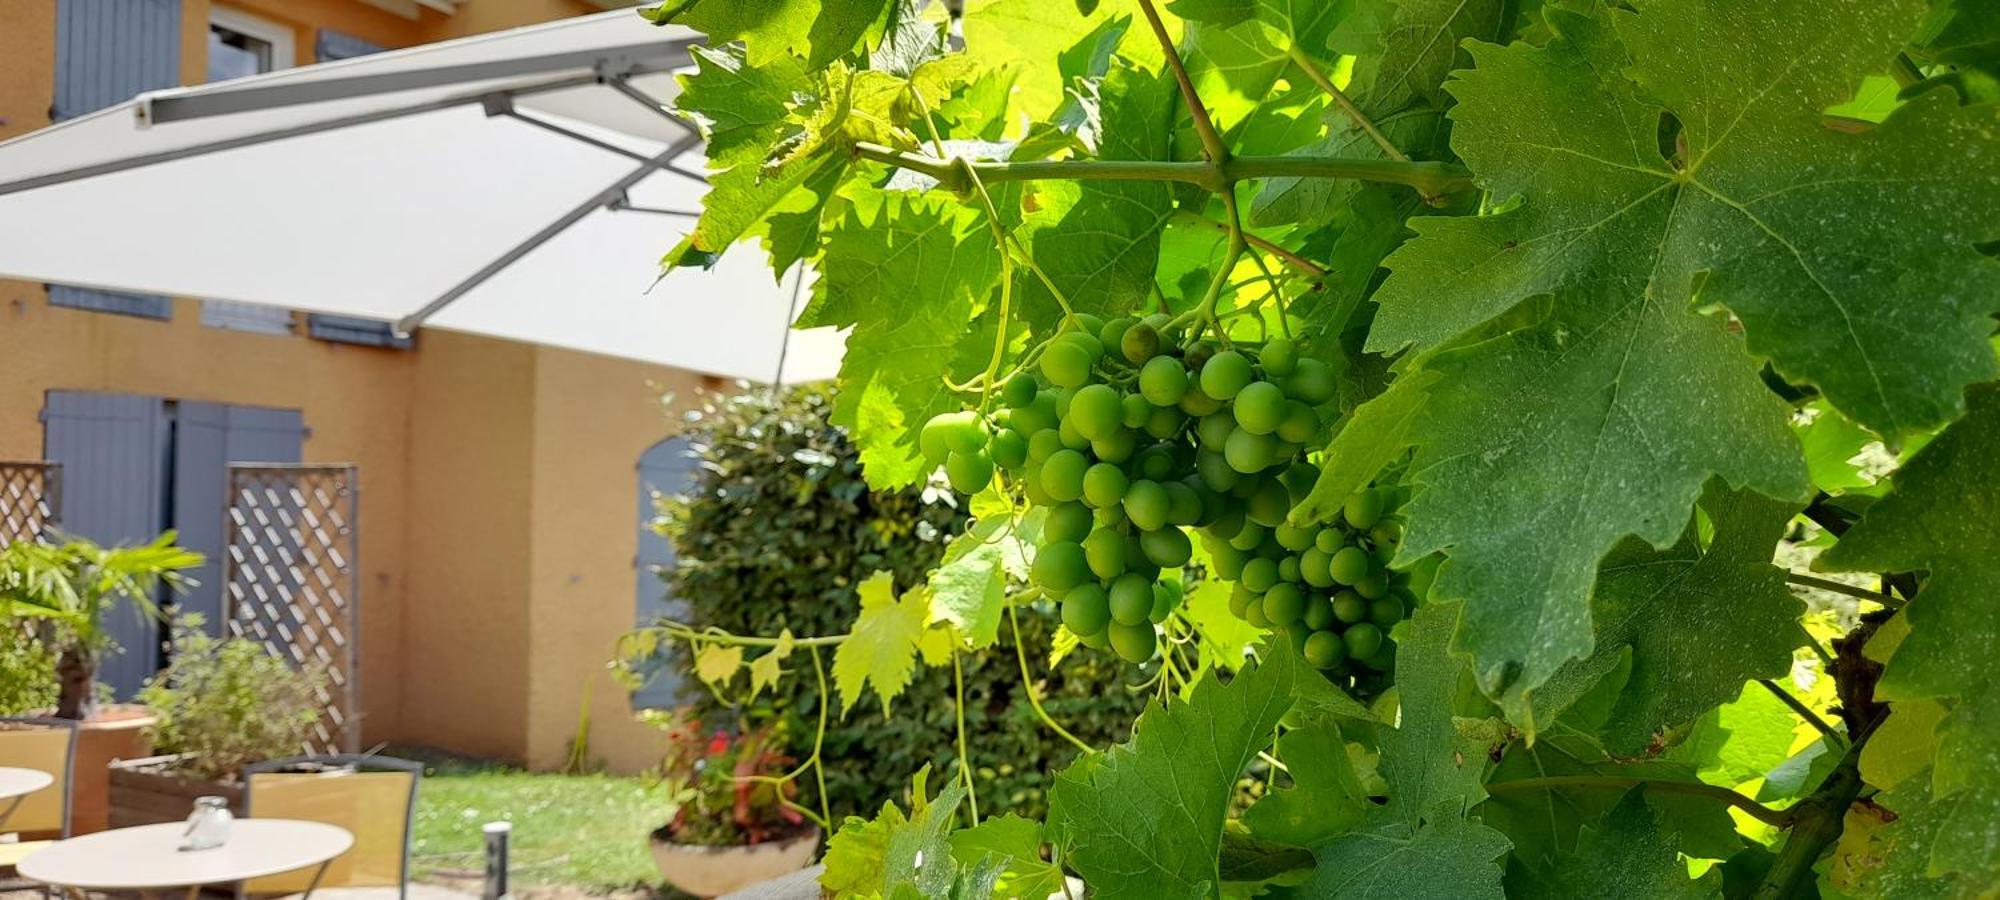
xmin=207 ymin=8 xmax=294 ymax=81
xmin=200 ymin=299 xmax=295 ymax=336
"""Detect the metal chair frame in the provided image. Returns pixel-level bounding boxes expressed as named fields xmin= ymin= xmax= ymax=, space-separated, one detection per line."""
xmin=0 ymin=716 xmax=77 ymax=840
xmin=240 ymin=753 xmax=423 ymax=900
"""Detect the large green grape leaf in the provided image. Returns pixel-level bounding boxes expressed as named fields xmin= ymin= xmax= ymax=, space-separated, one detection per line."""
xmin=1177 ymin=0 xmax=1351 ymax=111
xmin=961 ymin=0 xmax=1162 ymax=121
xmin=925 ymin=517 xmax=1027 ymax=649
xmin=1371 ymin=0 xmax=2000 ymax=438
xmin=1390 ymin=276 xmax=1806 ymax=715
xmin=645 ymin=0 xmax=895 ymax=69
xmin=1046 ymin=646 xmax=1304 ymax=898
xmin=1283 ymin=604 xmax=1513 ymax=898
xmin=1817 ymin=383 xmax=2000 ymax=884
xmin=1333 ymin=0 xmax=1515 ymax=114
xmin=1242 ymin=721 xmax=1371 ymax=849
xmin=1528 ymin=484 xmax=1803 ymax=747
xmin=795 ymin=191 xmax=1001 ymax=488
xmin=1507 ymin=790 xmax=1724 ymax=898
xmin=948 ymin=814 xmax=1066 ymax=900
xmin=832 ymin=571 xmax=933 ymax=716
xmin=673 ymin=46 xmax=809 ymax=171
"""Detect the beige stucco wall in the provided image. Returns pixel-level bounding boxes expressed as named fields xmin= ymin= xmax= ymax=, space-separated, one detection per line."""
xmin=0 ymin=0 xmax=712 ymax=773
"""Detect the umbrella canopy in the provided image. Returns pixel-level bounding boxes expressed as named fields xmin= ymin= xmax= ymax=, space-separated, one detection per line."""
xmin=0 ymin=9 xmax=841 ymax=384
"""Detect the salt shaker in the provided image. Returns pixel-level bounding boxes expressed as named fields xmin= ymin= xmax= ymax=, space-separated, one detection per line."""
xmin=181 ymin=795 xmax=233 ymax=851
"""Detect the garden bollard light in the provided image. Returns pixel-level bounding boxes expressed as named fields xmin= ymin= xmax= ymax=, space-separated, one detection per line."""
xmin=483 ymin=821 xmax=511 ymax=900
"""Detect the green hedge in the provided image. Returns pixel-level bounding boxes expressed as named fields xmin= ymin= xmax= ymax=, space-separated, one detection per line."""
xmin=654 ymin=389 xmax=1148 ymax=821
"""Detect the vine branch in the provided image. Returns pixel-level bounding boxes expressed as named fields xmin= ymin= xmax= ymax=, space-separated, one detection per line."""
xmin=851 ymin=144 xmax=1473 ymax=197
xmin=1136 ymin=0 xmax=1229 ymax=166
xmin=1286 ymin=45 xmax=1408 ymax=165
xmin=1785 ymin=571 xmax=1901 ymax=607
xmin=1008 ymin=604 xmax=1097 ymax=755
xmin=1486 ymin=775 xmax=1794 ymax=829
xmin=1757 ymin=678 xmax=1844 ymax=744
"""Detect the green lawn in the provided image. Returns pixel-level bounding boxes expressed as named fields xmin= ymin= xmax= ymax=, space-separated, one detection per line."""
xmin=404 ymin=751 xmax=668 ymax=893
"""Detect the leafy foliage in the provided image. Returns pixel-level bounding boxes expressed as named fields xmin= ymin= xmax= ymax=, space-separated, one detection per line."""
xmin=138 ymin=616 xmax=329 ymax=781
xmin=647 ymin=0 xmax=2000 ymax=893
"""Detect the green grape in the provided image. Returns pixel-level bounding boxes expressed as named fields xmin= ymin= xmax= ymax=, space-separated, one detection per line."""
xmin=1188 ymin=481 xmax=1226 ymax=527
xmin=1285 ymin=357 xmax=1338 ymax=405
xmin=1133 ymin=445 xmax=1176 ymax=482
xmin=945 ymin=449 xmax=993 ymax=493
xmin=1124 ymin=537 xmax=1161 ymax=581
xmin=1163 ymin=481 xmax=1204 ymax=527
xmin=1068 ymin=384 xmax=1123 ymax=441
xmin=1108 ymin=573 xmax=1154 ymax=626
xmin=1246 ymin=479 xmax=1292 ymax=528
xmin=1285 ymin=620 xmax=1313 ymax=653
xmin=1262 ymin=582 xmax=1306 ymax=626
xmin=1354 ymin=569 xmax=1389 ymax=600
xmin=1302 ymin=630 xmax=1347 ymax=669
xmin=1014 ymin=391 xmax=1059 ymax=434
xmin=1033 ymin=541 xmax=1090 ymax=594
xmin=1329 ymin=546 xmax=1371 ymax=585
xmin=1077 ymin=628 xmax=1111 ymax=650
xmin=1303 ymin=596 xmax=1336 ymax=631
xmin=1045 ymin=503 xmax=1093 ymax=544
xmin=1371 ymin=540 xmax=1396 ymax=565
xmin=1258 ymin=338 xmax=1297 ymax=377
xmin=1241 ymin=557 xmax=1279 ymax=592
xmin=1099 ymin=316 xmax=1134 ymax=352
xmin=1062 ymin=329 xmax=1105 ymax=361
xmin=1179 ymin=388 xmax=1225 ymax=417
xmin=990 ymin=428 xmax=1028 ymax=470
xmin=1052 ymin=387 xmax=1074 ymax=417
xmin=1144 ymin=405 xmax=1185 ymax=439
xmin=1223 ymin=428 xmax=1275 ymax=474
xmin=1314 ymin=528 xmax=1343 ymax=554
xmin=1082 ymin=527 xmax=1127 ymax=580
xmin=1208 ymin=507 xmax=1246 ymax=541
xmin=1124 ymin=480 xmax=1170 ymax=531
xmin=1062 ymin=583 xmax=1111 ymax=635
xmin=1369 ymin=520 xmax=1403 ymax=547
xmin=1082 ymin=462 xmax=1130 ymax=508
xmin=1108 ymin=620 xmax=1158 ymax=663
xmin=1273 ymin=522 xmax=1315 ymax=552
xmin=1369 ymin=595 xmax=1405 ymax=628
xmin=1276 ymin=402 xmax=1318 ymax=445
xmin=1359 ymin=641 xmax=1395 ymax=672
xmin=1139 ymin=356 xmax=1190 ymax=406
xmin=1002 ymin=375 xmax=1039 ymax=409
xmin=1121 ymin=392 xmax=1152 ymax=429
xmin=1228 ymin=583 xmax=1254 ymax=617
xmin=1140 ymin=527 xmax=1192 ymax=568
xmin=1022 ymin=475 xmax=1054 ymax=506
xmin=1095 ymin=503 xmax=1128 ymax=529
xmin=1057 ymin=416 xmax=1089 ymax=450
xmin=1228 ymin=521 xmax=1267 ymax=552
xmin=1196 ymin=451 xmax=1240 ymax=492
xmin=1343 ymin=623 xmax=1384 ymax=660
xmin=1332 ymin=590 xmax=1368 ymax=624
xmin=1199 ymin=350 xmax=1255 ymax=399
xmin=1231 ymin=381 xmax=1287 ymax=435
xmin=1277 ymin=556 xmax=1301 ymax=583
xmin=1121 ymin=321 xmax=1161 ymax=363
xmin=1343 ymin=489 xmax=1385 ymax=530
xmin=1242 ymin=596 xmax=1273 ymax=628
xmin=1183 ymin=341 xmax=1217 ymax=372
xmin=1071 ymin=312 xmax=1106 ymax=336
xmin=1208 ymin=540 xmax=1248 ymax=580
xmin=1091 ymin=429 xmax=1137 ymax=463
xmin=919 ymin=413 xmax=956 ymax=465
xmin=1149 ymin=578 xmax=1181 ymax=623
xmin=1196 ymin=412 xmax=1235 ymax=447
xmin=1041 ymin=449 xmax=1089 ymax=502
xmin=1040 ymin=340 xmax=1093 ymax=388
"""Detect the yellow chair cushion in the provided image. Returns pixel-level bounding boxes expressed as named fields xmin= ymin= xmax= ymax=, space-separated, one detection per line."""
xmin=0 ymin=839 xmax=51 ymax=868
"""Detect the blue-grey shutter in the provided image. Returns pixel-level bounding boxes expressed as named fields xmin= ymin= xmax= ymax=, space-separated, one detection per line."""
xmin=632 ymin=437 xmax=697 ymax=709
xmin=305 ymin=315 xmax=414 ymax=349
xmin=316 ymin=28 xmax=387 ymax=62
xmin=171 ymin=403 xmax=304 ymax=635
xmin=42 ymin=390 xmax=171 ymax=698
xmin=48 ymin=0 xmax=180 ymax=320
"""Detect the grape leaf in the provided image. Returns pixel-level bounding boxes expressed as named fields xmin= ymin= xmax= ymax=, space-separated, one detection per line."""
xmin=694 ymin=643 xmax=743 ymax=685
xmin=674 ymin=45 xmax=809 ymax=171
xmin=1291 ymin=367 xmax=1437 ymax=528
xmin=1372 ymin=0 xmax=2000 ymax=437
xmin=833 ymin=571 xmax=931 ymax=716
xmin=1180 ymin=0 xmax=1351 ymax=111
xmin=664 ymin=154 xmax=849 ymax=271
xmin=961 ymin=0 xmax=1161 ymax=121
xmin=926 ymin=518 xmax=1021 ymax=649
xmin=796 ymin=192 xmax=1002 ymax=488
xmin=1046 ymin=645 xmax=1304 ymax=898
xmin=1528 ymin=483 xmax=1803 ymax=748
xmin=1817 ymin=383 xmax=2000 ymax=883
xmin=1333 ymin=0 xmax=1514 ymax=114
xmin=1507 ymin=790 xmax=1724 ymax=898
xmin=1242 ymin=720 xmax=1371 ymax=848
xmin=948 ymin=814 xmax=1067 ymax=900
xmin=646 ymin=0 xmax=895 ymax=69
xmin=1286 ymin=604 xmax=1513 ymax=898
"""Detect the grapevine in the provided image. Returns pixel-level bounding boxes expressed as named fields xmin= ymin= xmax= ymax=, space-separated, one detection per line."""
xmin=637 ymin=0 xmax=2000 ymax=897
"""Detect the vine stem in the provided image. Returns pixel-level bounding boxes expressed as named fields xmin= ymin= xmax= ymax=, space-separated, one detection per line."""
xmin=1785 ymin=571 xmax=1901 ymax=607
xmin=952 ymin=644 xmax=981 ymax=826
xmin=1286 ymin=45 xmax=1408 ymax=164
xmin=851 ymin=143 xmax=1473 ymax=197
xmin=1754 ymin=716 xmax=1878 ymax=898
xmin=1485 ymin=776 xmax=1794 ymax=828
xmin=1136 ymin=0 xmax=1230 ymax=166
xmin=634 ymin=618 xmax=847 ymax=648
xmin=1758 ymin=678 xmax=1844 ymax=744
xmin=1007 ymin=604 xmax=1097 ymax=755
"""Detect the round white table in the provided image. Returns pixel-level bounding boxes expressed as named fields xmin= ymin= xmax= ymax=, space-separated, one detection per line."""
xmin=0 ymin=766 xmax=54 ymax=830
xmin=18 ymin=819 xmax=354 ymax=900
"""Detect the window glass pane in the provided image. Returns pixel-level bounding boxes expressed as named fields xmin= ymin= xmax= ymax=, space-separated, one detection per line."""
xmin=208 ymin=26 xmax=272 ymax=81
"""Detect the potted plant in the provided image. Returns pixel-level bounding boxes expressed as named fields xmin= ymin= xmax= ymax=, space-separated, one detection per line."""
xmin=0 ymin=531 xmax=201 ymax=832
xmin=109 ymin=615 xmax=328 ymax=827
xmin=646 ymin=711 xmax=820 ymax=898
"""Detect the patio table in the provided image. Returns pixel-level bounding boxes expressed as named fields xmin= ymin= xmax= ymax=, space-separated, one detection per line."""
xmin=17 ymin=819 xmax=352 ymax=900
xmin=0 ymin=766 xmax=53 ymax=831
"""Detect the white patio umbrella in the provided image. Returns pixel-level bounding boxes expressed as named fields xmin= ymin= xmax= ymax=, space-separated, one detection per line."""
xmin=0 ymin=9 xmax=841 ymax=384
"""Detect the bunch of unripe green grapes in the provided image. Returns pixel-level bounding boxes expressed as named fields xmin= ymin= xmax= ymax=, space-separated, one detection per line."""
xmin=920 ymin=312 xmax=1415 ymax=676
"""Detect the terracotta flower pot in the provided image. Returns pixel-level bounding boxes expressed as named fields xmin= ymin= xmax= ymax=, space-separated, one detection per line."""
xmin=70 ymin=704 xmax=156 ymax=834
xmin=648 ymin=826 xmax=820 ymax=898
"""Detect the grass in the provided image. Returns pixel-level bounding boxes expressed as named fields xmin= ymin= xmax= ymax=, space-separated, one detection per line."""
xmin=401 ymin=748 xmax=668 ymax=893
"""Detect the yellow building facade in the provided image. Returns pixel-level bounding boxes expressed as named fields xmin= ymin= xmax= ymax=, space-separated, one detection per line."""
xmin=0 ymin=0 xmax=713 ymax=773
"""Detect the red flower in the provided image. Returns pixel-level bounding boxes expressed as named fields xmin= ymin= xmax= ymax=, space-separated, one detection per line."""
xmin=706 ymin=729 xmax=730 ymax=757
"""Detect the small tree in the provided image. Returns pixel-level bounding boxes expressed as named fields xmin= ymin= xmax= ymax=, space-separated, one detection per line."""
xmin=140 ymin=616 xmax=329 ymax=780
xmin=0 ymin=532 xmax=201 ymax=719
